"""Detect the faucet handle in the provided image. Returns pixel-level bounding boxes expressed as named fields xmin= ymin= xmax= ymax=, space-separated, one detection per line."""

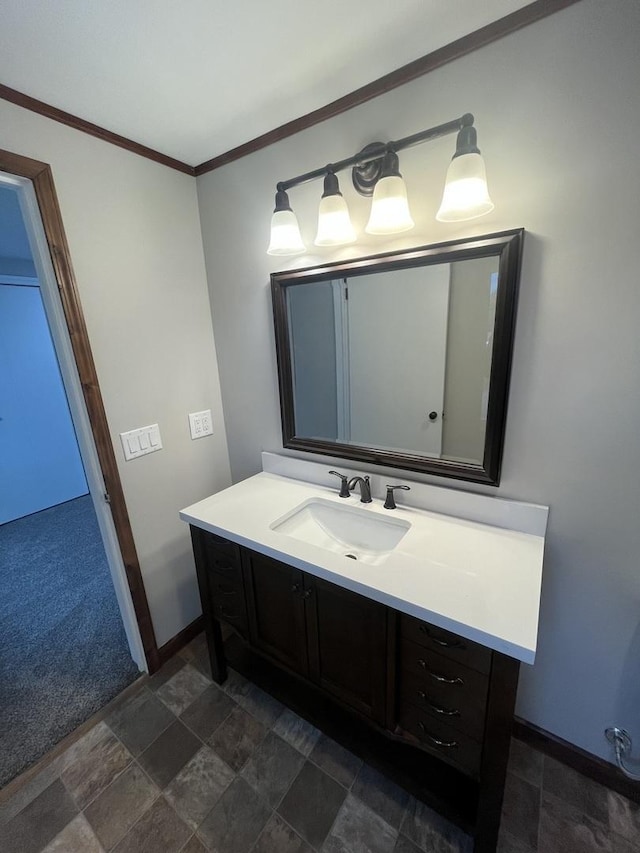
xmin=384 ymin=484 xmax=410 ymax=510
xmin=329 ymin=470 xmax=350 ymax=498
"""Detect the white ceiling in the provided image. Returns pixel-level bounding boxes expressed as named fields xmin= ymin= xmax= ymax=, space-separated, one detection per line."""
xmin=0 ymin=1 xmax=532 ymax=167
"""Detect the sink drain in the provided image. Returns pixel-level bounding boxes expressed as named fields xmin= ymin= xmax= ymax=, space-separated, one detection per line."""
xmin=345 ymin=553 xmax=358 ymax=560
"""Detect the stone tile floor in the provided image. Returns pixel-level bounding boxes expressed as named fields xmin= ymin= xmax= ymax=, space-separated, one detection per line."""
xmin=1 ymin=633 xmax=639 ymax=853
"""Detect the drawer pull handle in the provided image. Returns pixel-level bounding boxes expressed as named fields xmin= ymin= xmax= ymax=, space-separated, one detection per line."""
xmin=213 ymin=562 xmax=235 ymax=572
xmin=214 ymin=604 xmax=241 ymax=620
xmin=419 ymin=624 xmax=464 ymax=649
xmin=417 ymin=722 xmax=458 ymax=748
xmin=215 ymin=584 xmax=236 ymax=596
xmin=417 ymin=659 xmax=464 ymax=685
xmin=417 ymin=690 xmax=460 ymax=716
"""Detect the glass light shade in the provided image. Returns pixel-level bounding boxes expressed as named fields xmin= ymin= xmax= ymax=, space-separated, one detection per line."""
xmin=365 ymin=175 xmax=415 ymax=235
xmin=267 ymin=209 xmax=305 ymax=255
xmin=315 ymin=193 xmax=356 ymax=246
xmin=436 ymin=152 xmax=494 ymax=222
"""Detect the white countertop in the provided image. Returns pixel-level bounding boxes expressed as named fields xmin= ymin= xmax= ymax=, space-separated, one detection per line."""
xmin=180 ymin=471 xmax=546 ymax=664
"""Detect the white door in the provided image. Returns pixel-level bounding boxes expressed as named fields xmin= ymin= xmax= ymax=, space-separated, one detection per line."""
xmin=346 ymin=264 xmax=450 ymax=457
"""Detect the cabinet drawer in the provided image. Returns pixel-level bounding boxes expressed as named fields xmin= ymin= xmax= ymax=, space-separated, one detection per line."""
xmin=399 ymin=639 xmax=488 ymax=709
xmin=396 ymin=701 xmax=482 ymax=777
xmin=400 ymin=614 xmax=491 ymax=674
xmin=398 ymin=670 xmax=486 ymax=740
xmin=203 ymin=534 xmax=242 ymax=580
xmin=209 ymin=572 xmax=247 ymax=631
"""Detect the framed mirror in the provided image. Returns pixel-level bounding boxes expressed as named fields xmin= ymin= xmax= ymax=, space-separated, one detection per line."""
xmin=271 ymin=229 xmax=523 ymax=485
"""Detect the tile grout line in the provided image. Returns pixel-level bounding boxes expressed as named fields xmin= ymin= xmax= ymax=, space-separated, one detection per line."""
xmin=32 ymin=813 xmax=108 ymax=853
xmin=62 ymin=720 xmax=138 ymax=814
xmin=129 ymin=665 xmax=266 ymax=850
xmin=72 ymin=714 xmax=182 ymax=851
xmin=249 ymin=727 xmax=374 ymax=853
xmin=177 ymin=687 xmax=238 ymax=746
xmin=100 ymin=791 xmax=167 ymax=853
xmin=178 ymin=698 xmax=296 ymax=850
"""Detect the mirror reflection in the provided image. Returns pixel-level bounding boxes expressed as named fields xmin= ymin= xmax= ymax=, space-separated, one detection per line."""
xmin=287 ymin=256 xmax=499 ymax=465
xmin=272 ymin=230 xmax=523 ymax=485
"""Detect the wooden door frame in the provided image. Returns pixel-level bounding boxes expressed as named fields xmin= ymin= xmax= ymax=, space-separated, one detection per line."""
xmin=0 ymin=147 xmax=160 ymax=672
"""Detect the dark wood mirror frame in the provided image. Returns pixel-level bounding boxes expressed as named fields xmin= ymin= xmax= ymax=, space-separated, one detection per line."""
xmin=271 ymin=229 xmax=524 ymax=486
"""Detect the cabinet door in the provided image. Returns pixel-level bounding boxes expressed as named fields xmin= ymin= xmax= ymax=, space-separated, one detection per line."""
xmin=244 ymin=552 xmax=309 ymax=676
xmin=305 ymin=576 xmax=387 ymax=724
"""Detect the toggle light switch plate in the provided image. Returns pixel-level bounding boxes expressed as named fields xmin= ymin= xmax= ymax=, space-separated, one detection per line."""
xmin=189 ymin=409 xmax=213 ymax=439
xmin=120 ymin=424 xmax=162 ymax=461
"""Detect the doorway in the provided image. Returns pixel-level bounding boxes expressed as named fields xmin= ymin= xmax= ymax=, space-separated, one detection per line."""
xmin=0 ymin=151 xmax=158 ymax=785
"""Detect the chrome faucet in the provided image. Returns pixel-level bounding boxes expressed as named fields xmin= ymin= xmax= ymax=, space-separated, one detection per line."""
xmin=348 ymin=475 xmax=372 ymax=503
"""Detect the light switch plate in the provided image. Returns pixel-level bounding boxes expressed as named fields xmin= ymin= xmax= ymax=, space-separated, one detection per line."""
xmin=189 ymin=409 xmax=213 ymax=439
xmin=120 ymin=424 xmax=162 ymax=461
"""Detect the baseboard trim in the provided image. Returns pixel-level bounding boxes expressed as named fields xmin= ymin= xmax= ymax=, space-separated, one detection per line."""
xmin=158 ymin=616 xmax=205 ymax=665
xmin=513 ymin=717 xmax=640 ymax=803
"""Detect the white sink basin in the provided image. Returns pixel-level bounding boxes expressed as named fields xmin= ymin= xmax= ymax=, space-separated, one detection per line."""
xmin=270 ymin=498 xmax=410 ymax=565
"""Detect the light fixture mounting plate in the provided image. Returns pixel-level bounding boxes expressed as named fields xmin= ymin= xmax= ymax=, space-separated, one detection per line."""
xmin=352 ymin=142 xmax=387 ymax=196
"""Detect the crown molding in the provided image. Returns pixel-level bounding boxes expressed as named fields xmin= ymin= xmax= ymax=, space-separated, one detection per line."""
xmin=0 ymin=0 xmax=582 ymax=177
xmin=194 ymin=0 xmax=583 ymax=176
xmin=0 ymin=83 xmax=195 ymax=175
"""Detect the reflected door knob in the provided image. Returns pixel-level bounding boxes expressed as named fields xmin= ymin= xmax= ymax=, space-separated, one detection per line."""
xmin=428 ymin=411 xmax=438 ymax=421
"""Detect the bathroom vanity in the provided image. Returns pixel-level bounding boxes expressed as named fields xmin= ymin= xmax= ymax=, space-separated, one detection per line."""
xmin=180 ymin=454 xmax=547 ymax=853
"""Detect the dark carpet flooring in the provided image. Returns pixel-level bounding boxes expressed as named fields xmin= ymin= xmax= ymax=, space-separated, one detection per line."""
xmin=0 ymin=496 xmax=140 ymax=787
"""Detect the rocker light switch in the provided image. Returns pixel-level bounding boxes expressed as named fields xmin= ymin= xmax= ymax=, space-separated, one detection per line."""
xmin=120 ymin=424 xmax=163 ymax=460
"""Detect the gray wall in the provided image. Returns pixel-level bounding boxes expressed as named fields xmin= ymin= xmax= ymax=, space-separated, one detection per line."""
xmin=0 ymin=101 xmax=232 ymax=647
xmin=442 ymin=257 xmax=499 ymax=463
xmin=197 ymin=0 xmax=640 ymax=760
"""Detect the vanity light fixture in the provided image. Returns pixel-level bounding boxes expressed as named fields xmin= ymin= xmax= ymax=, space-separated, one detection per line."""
xmin=267 ymin=113 xmax=493 ymax=256
xmin=315 ymin=171 xmax=356 ymax=246
xmin=436 ymin=122 xmax=494 ymax=222
xmin=267 ymin=189 xmax=306 ymax=256
xmin=365 ymin=150 xmax=414 ymax=235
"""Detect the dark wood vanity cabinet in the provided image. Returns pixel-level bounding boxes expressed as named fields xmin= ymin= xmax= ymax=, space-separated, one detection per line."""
xmin=243 ymin=549 xmax=388 ymax=724
xmin=243 ymin=552 xmax=309 ymax=676
xmin=190 ymin=525 xmax=520 ymax=853
xmin=305 ymin=574 xmax=387 ymax=724
xmin=393 ymin=615 xmax=491 ymax=777
xmin=199 ymin=532 xmax=248 ymax=634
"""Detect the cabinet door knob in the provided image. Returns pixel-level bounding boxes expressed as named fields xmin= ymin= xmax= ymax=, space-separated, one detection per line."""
xmin=291 ymin=583 xmax=300 ymax=594
xmin=301 ymin=589 xmax=312 ymax=599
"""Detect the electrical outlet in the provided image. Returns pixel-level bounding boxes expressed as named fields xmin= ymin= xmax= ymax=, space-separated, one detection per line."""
xmin=189 ymin=409 xmax=213 ymax=439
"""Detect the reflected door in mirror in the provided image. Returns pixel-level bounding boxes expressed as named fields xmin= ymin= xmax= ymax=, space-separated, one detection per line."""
xmin=272 ymin=230 xmax=523 ymax=485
